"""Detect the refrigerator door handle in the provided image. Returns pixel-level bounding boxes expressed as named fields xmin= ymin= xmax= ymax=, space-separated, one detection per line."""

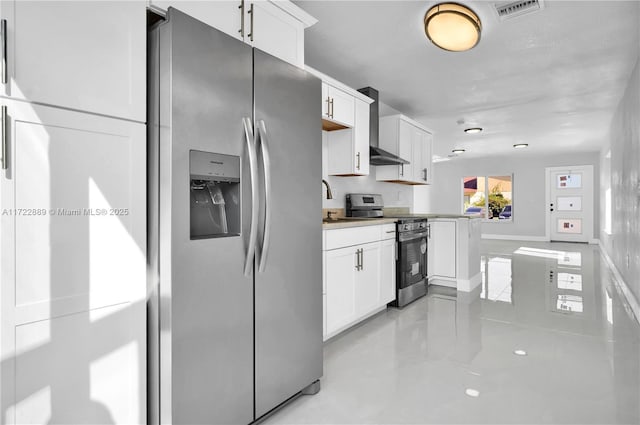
xmin=257 ymin=119 xmax=272 ymax=273
xmin=243 ymin=117 xmax=259 ymax=276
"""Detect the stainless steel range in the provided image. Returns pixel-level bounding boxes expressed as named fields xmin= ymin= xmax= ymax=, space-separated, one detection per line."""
xmin=346 ymin=194 xmax=429 ymax=307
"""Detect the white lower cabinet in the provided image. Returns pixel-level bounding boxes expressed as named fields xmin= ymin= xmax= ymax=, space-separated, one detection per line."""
xmin=429 ymin=219 xmax=457 ymax=287
xmin=323 ymin=224 xmax=395 ymax=340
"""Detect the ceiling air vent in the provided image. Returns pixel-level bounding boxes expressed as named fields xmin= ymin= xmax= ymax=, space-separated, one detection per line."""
xmin=494 ymin=0 xmax=544 ymax=21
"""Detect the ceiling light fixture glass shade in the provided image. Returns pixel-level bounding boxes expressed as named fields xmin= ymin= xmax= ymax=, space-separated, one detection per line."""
xmin=452 ymin=148 xmax=466 ymax=153
xmin=513 ymin=143 xmax=528 ymax=149
xmin=424 ymin=2 xmax=482 ymax=52
xmin=464 ymin=127 xmax=483 ymax=134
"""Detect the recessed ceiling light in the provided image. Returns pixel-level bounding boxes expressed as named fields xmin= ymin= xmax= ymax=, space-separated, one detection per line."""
xmin=452 ymin=149 xmax=466 ymax=154
xmin=513 ymin=143 xmax=528 ymax=149
xmin=465 ymin=388 xmax=480 ymax=397
xmin=464 ymin=127 xmax=483 ymax=134
xmin=514 ymin=349 xmax=527 ymax=356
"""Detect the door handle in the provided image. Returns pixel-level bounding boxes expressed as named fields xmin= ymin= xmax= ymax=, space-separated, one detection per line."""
xmin=243 ymin=117 xmax=259 ymax=276
xmin=1 ymin=105 xmax=6 ymax=170
xmin=247 ymin=3 xmax=254 ymax=42
xmin=238 ymin=0 xmax=245 ymax=37
xmin=1 ymin=20 xmax=6 ymax=85
xmin=256 ymin=119 xmax=272 ymax=273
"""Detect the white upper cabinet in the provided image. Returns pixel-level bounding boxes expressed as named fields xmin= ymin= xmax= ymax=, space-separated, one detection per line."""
xmin=325 ymin=98 xmax=371 ymax=176
xmin=151 ymin=0 xmax=244 ymax=40
xmin=322 ymin=82 xmax=355 ymax=128
xmin=376 ymin=114 xmax=433 ymax=185
xmin=0 ymin=1 xmax=146 ymax=122
xmin=150 ymin=0 xmax=316 ymax=68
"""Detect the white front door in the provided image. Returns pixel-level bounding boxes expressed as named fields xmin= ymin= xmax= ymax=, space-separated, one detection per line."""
xmin=546 ymin=165 xmax=594 ymax=242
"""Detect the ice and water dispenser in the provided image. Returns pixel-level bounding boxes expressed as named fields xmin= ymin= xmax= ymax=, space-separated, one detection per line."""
xmin=190 ymin=150 xmax=240 ymax=239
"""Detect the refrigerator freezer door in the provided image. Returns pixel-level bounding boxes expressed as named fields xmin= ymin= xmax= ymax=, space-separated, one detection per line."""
xmin=152 ymin=8 xmax=254 ymax=425
xmin=253 ymin=49 xmax=323 ymax=418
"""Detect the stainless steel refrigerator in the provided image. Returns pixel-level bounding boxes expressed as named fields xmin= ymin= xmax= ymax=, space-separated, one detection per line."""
xmin=148 ymin=8 xmax=322 ymax=424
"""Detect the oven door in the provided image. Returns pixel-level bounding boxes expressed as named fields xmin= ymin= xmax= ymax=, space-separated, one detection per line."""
xmin=397 ymin=229 xmax=428 ymax=289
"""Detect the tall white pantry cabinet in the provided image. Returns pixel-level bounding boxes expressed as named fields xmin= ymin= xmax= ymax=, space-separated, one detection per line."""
xmin=0 ymin=2 xmax=146 ymax=424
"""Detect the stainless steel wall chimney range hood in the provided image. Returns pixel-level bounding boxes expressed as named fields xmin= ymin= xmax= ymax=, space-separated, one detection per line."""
xmin=357 ymin=87 xmax=410 ymax=166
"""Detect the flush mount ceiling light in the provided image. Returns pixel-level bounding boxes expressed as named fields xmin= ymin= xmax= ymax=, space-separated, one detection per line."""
xmin=424 ymin=2 xmax=482 ymax=52
xmin=464 ymin=127 xmax=483 ymax=134
xmin=513 ymin=143 xmax=529 ymax=149
xmin=452 ymin=148 xmax=466 ymax=153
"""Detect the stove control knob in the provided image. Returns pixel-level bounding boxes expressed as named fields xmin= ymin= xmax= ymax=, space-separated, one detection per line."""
xmin=403 ymin=224 xmax=410 ymax=231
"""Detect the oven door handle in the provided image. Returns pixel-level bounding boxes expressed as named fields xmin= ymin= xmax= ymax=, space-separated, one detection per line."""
xmin=398 ymin=230 xmax=429 ymax=242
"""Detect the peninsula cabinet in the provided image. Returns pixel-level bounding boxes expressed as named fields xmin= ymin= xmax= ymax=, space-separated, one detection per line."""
xmin=376 ymin=114 xmax=433 ymax=185
xmin=0 ymin=100 xmax=146 ymax=424
xmin=150 ymin=0 xmax=317 ymax=68
xmin=323 ymin=223 xmax=396 ymax=340
xmin=0 ymin=0 xmax=146 ymax=121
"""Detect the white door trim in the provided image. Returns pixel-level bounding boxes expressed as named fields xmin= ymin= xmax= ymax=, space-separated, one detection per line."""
xmin=545 ymin=165 xmax=594 ymax=242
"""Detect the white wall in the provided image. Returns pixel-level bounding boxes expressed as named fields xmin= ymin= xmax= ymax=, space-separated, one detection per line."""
xmin=600 ymin=53 xmax=640 ymax=305
xmin=426 ymin=153 xmax=600 ymax=238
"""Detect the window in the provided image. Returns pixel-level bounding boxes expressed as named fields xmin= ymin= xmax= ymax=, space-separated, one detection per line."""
xmin=463 ymin=175 xmax=512 ymax=220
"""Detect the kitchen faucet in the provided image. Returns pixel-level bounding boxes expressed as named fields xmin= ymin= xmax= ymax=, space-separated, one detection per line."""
xmin=322 ymin=179 xmax=333 ymax=199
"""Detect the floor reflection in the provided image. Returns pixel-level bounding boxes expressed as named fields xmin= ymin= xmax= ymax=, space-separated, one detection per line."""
xmin=264 ymin=240 xmax=640 ymax=425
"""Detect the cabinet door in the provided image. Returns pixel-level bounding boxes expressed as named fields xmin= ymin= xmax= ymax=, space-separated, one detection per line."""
xmin=412 ymin=127 xmax=424 ymax=183
xmin=327 ymin=86 xmax=355 ymax=127
xmin=423 ymin=131 xmax=433 ymax=184
xmin=151 ymin=0 xmax=243 ymax=41
xmin=0 ymin=100 xmax=146 ymax=423
xmin=433 ymin=221 xmax=456 ymax=278
xmin=380 ymin=238 xmax=396 ymax=304
xmin=0 ymin=1 xmax=145 ymax=121
xmin=250 ymin=0 xmax=305 ymax=67
xmin=427 ymin=224 xmax=435 ymax=278
xmin=398 ymin=119 xmax=413 ymax=181
xmin=355 ymin=242 xmax=381 ymax=316
xmin=353 ymin=98 xmax=370 ymax=175
xmin=325 ymin=246 xmax=358 ymax=335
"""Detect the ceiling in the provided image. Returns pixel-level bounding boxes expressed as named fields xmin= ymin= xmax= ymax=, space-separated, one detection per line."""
xmin=294 ymin=0 xmax=640 ymax=160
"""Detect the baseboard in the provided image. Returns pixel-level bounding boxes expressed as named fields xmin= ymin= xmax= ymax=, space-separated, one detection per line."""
xmin=481 ymin=234 xmax=548 ymax=242
xmin=429 ymin=277 xmax=456 ymax=288
xmin=597 ymin=241 xmax=640 ymax=325
xmin=457 ymin=271 xmax=482 ymax=292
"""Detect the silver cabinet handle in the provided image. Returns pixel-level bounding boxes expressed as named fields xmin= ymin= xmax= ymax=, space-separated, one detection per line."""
xmin=325 ymin=97 xmax=331 ymax=117
xmin=1 ymin=19 xmax=6 ymax=85
xmin=400 ymin=164 xmax=404 ymax=177
xmin=1 ymin=105 xmax=6 ymax=170
xmin=329 ymin=98 xmax=334 ymax=119
xmin=257 ymin=119 xmax=272 ymax=273
xmin=238 ymin=0 xmax=245 ymax=37
xmin=355 ymin=248 xmax=359 ymax=270
xmin=423 ymin=168 xmax=427 ymax=181
xmin=247 ymin=3 xmax=254 ymax=42
xmin=243 ymin=117 xmax=259 ymax=276
xmin=356 ymin=152 xmax=360 ymax=170
xmin=360 ymin=248 xmax=364 ymax=270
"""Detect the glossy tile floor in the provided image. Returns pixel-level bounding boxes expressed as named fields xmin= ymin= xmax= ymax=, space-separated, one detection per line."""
xmin=264 ymin=240 xmax=640 ymax=424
